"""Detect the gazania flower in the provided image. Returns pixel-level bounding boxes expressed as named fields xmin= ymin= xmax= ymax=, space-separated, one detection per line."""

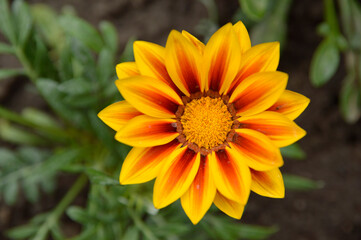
xmin=98 ymin=21 xmax=309 ymax=224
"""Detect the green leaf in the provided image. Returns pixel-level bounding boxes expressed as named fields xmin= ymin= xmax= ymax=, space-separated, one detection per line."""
xmin=0 ymin=68 xmax=25 ymax=80
xmin=119 ymin=36 xmax=136 ymax=62
xmin=85 ymin=168 xmax=119 ymax=186
xmin=310 ymin=38 xmax=340 ymax=87
xmin=0 ymin=120 xmax=46 ymax=145
xmin=0 ymin=147 xmax=18 ymax=167
xmin=22 ymin=108 xmax=60 ymax=129
xmin=340 ymin=73 xmax=361 ymax=123
xmin=36 ymin=78 xmax=87 ymax=128
xmin=238 ymin=224 xmax=279 ymax=240
xmin=280 ymin=143 xmax=306 ymax=160
xmin=0 ymin=0 xmax=16 ymax=43
xmin=122 ymin=227 xmax=140 ymax=240
xmin=97 ymin=47 xmax=115 ymax=84
xmin=23 ymin=178 xmax=40 ymax=203
xmin=67 ymin=206 xmax=91 ymax=224
xmin=12 ymin=0 xmax=33 ymax=46
xmin=6 ymin=224 xmax=38 ymax=239
xmin=100 ymin=21 xmax=118 ymax=53
xmin=58 ymin=78 xmax=93 ymax=95
xmin=3 ymin=181 xmax=18 ymax=205
xmin=240 ymin=0 xmax=268 ymax=21
xmin=0 ymin=42 xmax=13 ymax=54
xmin=59 ymin=14 xmax=103 ymax=52
xmin=283 ymin=174 xmax=324 ymax=190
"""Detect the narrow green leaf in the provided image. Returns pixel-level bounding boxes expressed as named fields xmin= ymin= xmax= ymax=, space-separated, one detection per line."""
xmin=0 ymin=0 xmax=16 ymax=43
xmin=23 ymin=179 xmax=40 ymax=203
xmin=0 ymin=42 xmax=13 ymax=54
xmin=6 ymin=224 xmax=38 ymax=239
xmin=12 ymin=0 xmax=33 ymax=46
xmin=310 ymin=38 xmax=340 ymax=87
xmin=85 ymin=168 xmax=118 ymax=186
xmin=67 ymin=206 xmax=91 ymax=224
xmin=240 ymin=0 xmax=268 ymax=21
xmin=280 ymin=143 xmax=306 ymax=160
xmin=340 ymin=73 xmax=360 ymax=123
xmin=36 ymin=78 xmax=87 ymax=128
xmin=238 ymin=224 xmax=279 ymax=240
xmin=122 ymin=227 xmax=140 ymax=240
xmin=59 ymin=14 xmax=103 ymax=52
xmin=283 ymin=174 xmax=324 ymax=190
xmin=22 ymin=108 xmax=60 ymax=129
xmin=3 ymin=182 xmax=19 ymax=205
xmin=58 ymin=78 xmax=92 ymax=95
xmin=97 ymin=47 xmax=115 ymax=84
xmin=0 ymin=68 xmax=25 ymax=80
xmin=0 ymin=148 xmax=18 ymax=167
xmin=119 ymin=36 xmax=136 ymax=62
xmin=100 ymin=21 xmax=118 ymax=53
xmin=0 ymin=120 xmax=46 ymax=145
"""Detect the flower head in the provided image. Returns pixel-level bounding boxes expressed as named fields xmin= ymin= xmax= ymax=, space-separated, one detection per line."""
xmin=98 ymin=21 xmax=309 ymax=224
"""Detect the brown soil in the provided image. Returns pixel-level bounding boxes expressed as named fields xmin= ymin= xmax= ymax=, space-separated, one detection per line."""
xmin=1 ymin=0 xmax=361 ymax=239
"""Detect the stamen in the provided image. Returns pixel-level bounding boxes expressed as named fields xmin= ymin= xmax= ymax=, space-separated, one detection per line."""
xmin=180 ymin=96 xmax=233 ymax=150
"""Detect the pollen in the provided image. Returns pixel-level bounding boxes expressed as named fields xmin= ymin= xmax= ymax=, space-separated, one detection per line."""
xmin=180 ymin=97 xmax=233 ymax=149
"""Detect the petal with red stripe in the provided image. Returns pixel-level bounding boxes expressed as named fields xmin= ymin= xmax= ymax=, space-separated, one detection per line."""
xmin=233 ymin=21 xmax=251 ymax=54
xmin=229 ymin=71 xmax=288 ymax=117
xmin=214 ymin=191 xmax=245 ymax=219
xmin=251 ymin=168 xmax=285 ymax=198
xmin=229 ymin=129 xmax=283 ymax=171
xmin=133 ymin=41 xmax=180 ymax=93
xmin=119 ymin=140 xmax=181 ymax=184
xmin=182 ymin=30 xmax=205 ymax=55
xmin=116 ymin=62 xmax=139 ymax=79
xmin=116 ymin=76 xmax=182 ymax=118
xmin=239 ymin=111 xmax=306 ymax=147
xmin=203 ymin=23 xmax=242 ymax=94
xmin=165 ymin=30 xmax=203 ymax=96
xmin=210 ymin=148 xmax=251 ymax=204
xmin=98 ymin=101 xmax=142 ymax=131
xmin=228 ymin=42 xmax=280 ymax=95
xmin=115 ymin=115 xmax=178 ymax=147
xmin=268 ymin=90 xmax=310 ymax=120
xmin=181 ymin=155 xmax=216 ymax=224
xmin=153 ymin=148 xmax=200 ymax=209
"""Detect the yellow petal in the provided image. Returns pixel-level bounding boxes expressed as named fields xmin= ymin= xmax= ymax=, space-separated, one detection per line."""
xmin=238 ymin=111 xmax=306 ymax=147
xmin=229 ymin=71 xmax=288 ymax=117
xmin=119 ymin=140 xmax=181 ymax=184
xmin=97 ymin=101 xmax=142 ymax=131
xmin=210 ymin=148 xmax=251 ymax=204
xmin=203 ymin=23 xmax=242 ymax=94
xmin=268 ymin=90 xmax=310 ymax=120
xmin=116 ymin=62 xmax=139 ymax=80
xmin=182 ymin=30 xmax=205 ymax=54
xmin=228 ymin=42 xmax=280 ymax=95
xmin=115 ymin=115 xmax=178 ymax=147
xmin=229 ymin=129 xmax=283 ymax=171
xmin=133 ymin=41 xmax=180 ymax=93
xmin=251 ymin=168 xmax=285 ymax=198
xmin=165 ymin=30 xmax=204 ymax=96
xmin=233 ymin=21 xmax=251 ymax=54
xmin=181 ymin=155 xmax=216 ymax=224
xmin=116 ymin=76 xmax=182 ymax=118
xmin=214 ymin=191 xmax=245 ymax=219
xmin=153 ymin=148 xmax=200 ymax=209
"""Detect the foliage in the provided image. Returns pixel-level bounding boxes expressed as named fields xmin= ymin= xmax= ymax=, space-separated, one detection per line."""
xmin=310 ymin=0 xmax=361 ymax=123
xmin=0 ymin=0 xmax=322 ymax=239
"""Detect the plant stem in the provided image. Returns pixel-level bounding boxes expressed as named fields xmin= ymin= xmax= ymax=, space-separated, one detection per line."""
xmin=33 ymin=174 xmax=88 ymax=240
xmin=14 ymin=46 xmax=38 ymax=82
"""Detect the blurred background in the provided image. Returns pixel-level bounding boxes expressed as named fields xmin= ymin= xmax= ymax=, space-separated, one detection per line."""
xmin=0 ymin=0 xmax=360 ymax=239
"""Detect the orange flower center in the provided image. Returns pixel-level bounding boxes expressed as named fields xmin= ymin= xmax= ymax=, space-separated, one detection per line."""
xmin=180 ymin=96 xmax=233 ymax=149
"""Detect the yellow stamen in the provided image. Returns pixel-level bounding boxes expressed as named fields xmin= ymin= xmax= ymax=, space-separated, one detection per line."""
xmin=180 ymin=97 xmax=233 ymax=149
